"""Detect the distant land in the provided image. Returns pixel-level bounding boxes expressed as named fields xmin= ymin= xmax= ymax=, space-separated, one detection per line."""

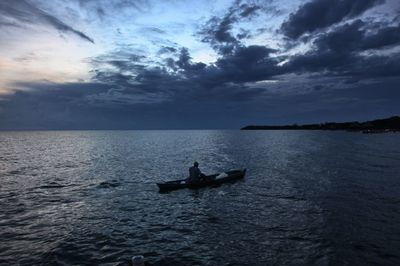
xmin=241 ymin=116 xmax=400 ymax=133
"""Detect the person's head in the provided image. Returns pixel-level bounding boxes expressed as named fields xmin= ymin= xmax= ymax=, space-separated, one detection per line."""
xmin=194 ymin=161 xmax=199 ymax=167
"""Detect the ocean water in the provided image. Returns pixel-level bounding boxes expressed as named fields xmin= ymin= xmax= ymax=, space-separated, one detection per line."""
xmin=0 ymin=130 xmax=400 ymax=266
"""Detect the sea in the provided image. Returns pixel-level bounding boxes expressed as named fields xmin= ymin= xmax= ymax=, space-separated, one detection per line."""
xmin=0 ymin=130 xmax=399 ymax=265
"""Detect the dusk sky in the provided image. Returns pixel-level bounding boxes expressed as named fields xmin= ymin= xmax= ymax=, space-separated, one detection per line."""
xmin=0 ymin=0 xmax=399 ymax=129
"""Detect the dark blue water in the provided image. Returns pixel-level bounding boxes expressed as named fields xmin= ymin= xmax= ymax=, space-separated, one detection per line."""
xmin=1 ymin=130 xmax=400 ymax=265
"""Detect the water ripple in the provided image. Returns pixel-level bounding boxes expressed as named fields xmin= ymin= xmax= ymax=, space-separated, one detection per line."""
xmin=0 ymin=130 xmax=400 ymax=265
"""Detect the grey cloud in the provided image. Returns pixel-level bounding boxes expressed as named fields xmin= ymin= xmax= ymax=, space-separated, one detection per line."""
xmin=239 ymin=3 xmax=261 ymax=17
xmin=158 ymin=46 xmax=178 ymax=54
xmin=2 ymin=75 xmax=399 ymax=129
xmin=158 ymin=45 xmax=281 ymax=89
xmin=200 ymin=14 xmax=239 ymax=53
xmin=173 ymin=48 xmax=206 ymax=73
xmin=361 ymin=23 xmax=400 ymax=50
xmin=78 ymin=0 xmax=149 ymax=11
xmin=96 ymin=7 xmax=105 ymax=20
xmin=286 ymin=48 xmax=400 ymax=78
xmin=141 ymin=26 xmax=166 ymax=34
xmin=285 ymin=19 xmax=400 ymax=77
xmin=91 ymin=50 xmax=148 ymax=75
xmin=213 ymin=45 xmax=281 ymax=83
xmin=87 ymin=43 xmax=280 ymax=105
xmin=312 ymin=19 xmax=400 ymax=53
xmin=0 ymin=0 xmax=94 ymax=43
xmin=199 ymin=0 xmax=262 ymax=55
xmin=281 ymin=0 xmax=384 ymax=39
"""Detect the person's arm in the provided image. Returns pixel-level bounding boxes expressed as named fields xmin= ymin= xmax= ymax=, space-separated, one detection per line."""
xmin=198 ymin=168 xmax=205 ymax=177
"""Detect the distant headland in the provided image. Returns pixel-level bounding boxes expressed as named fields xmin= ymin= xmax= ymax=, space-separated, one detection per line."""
xmin=241 ymin=116 xmax=400 ymax=133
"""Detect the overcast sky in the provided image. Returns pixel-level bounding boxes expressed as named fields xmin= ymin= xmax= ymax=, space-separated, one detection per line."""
xmin=0 ymin=0 xmax=399 ymax=129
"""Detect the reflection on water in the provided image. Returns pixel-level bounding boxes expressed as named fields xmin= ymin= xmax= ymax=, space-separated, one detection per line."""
xmin=1 ymin=130 xmax=400 ymax=265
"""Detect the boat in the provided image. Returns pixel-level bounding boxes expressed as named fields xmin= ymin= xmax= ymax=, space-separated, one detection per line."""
xmin=157 ymin=168 xmax=246 ymax=192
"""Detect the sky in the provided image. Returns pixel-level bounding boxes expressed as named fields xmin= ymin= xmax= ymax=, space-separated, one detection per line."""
xmin=0 ymin=0 xmax=399 ymax=129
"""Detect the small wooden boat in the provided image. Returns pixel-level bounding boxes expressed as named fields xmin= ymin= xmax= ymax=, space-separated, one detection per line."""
xmin=157 ymin=169 xmax=246 ymax=192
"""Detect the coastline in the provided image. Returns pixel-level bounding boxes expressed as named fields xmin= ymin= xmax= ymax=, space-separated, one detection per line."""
xmin=241 ymin=116 xmax=400 ymax=133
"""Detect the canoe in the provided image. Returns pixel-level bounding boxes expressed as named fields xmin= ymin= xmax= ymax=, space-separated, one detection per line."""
xmin=157 ymin=168 xmax=246 ymax=192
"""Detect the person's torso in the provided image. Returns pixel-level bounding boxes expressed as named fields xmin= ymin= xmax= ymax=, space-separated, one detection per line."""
xmin=189 ymin=166 xmax=200 ymax=179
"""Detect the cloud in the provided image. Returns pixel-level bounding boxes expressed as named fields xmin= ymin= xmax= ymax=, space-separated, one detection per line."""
xmin=284 ymin=19 xmax=400 ymax=78
xmin=199 ymin=14 xmax=240 ymax=55
xmin=286 ymin=47 xmax=400 ymax=79
xmin=158 ymin=46 xmax=178 ymax=54
xmin=159 ymin=44 xmax=281 ymax=89
xmin=0 ymin=0 xmax=94 ymax=43
xmin=361 ymin=23 xmax=400 ymax=50
xmin=239 ymin=3 xmax=261 ymax=18
xmin=312 ymin=20 xmax=366 ymax=53
xmin=312 ymin=19 xmax=400 ymax=53
xmin=213 ymin=45 xmax=281 ymax=83
xmin=0 ymin=75 xmax=272 ymax=129
xmin=2 ymin=75 xmax=399 ymax=129
xmin=281 ymin=0 xmax=384 ymax=39
xmin=141 ymin=26 xmax=166 ymax=34
xmin=78 ymin=0 xmax=149 ymax=14
xmin=198 ymin=0 xmax=262 ymax=55
xmin=85 ymin=43 xmax=282 ymax=107
xmin=166 ymin=48 xmax=206 ymax=73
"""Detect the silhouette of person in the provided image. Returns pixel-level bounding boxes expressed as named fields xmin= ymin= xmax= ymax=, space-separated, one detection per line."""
xmin=188 ymin=161 xmax=204 ymax=183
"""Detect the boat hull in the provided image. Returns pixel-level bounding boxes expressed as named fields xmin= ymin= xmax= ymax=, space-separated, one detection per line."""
xmin=157 ymin=169 xmax=246 ymax=192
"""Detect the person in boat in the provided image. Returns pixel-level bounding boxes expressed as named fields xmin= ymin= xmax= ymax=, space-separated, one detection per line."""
xmin=188 ymin=161 xmax=206 ymax=183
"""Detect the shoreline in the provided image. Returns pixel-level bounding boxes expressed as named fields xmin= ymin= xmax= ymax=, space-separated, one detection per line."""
xmin=241 ymin=116 xmax=400 ymax=133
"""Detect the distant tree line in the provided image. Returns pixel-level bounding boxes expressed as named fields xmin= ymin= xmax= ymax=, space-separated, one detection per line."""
xmin=241 ymin=116 xmax=400 ymax=133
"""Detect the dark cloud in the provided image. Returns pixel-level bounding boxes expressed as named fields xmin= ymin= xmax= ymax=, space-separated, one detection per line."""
xmin=158 ymin=46 xmax=177 ymax=54
xmin=158 ymin=44 xmax=280 ymax=88
xmin=361 ymin=23 xmax=400 ymax=50
xmin=312 ymin=19 xmax=400 ymax=53
xmin=171 ymin=48 xmax=206 ymax=73
xmin=236 ymin=28 xmax=252 ymax=40
xmin=0 ymin=0 xmax=94 ymax=43
xmin=281 ymin=0 xmax=384 ymax=39
xmin=78 ymin=0 xmax=149 ymax=14
xmin=85 ymin=43 xmax=281 ymax=107
xmin=91 ymin=50 xmax=148 ymax=75
xmin=213 ymin=45 xmax=280 ymax=83
xmin=96 ymin=7 xmax=105 ymax=20
xmin=313 ymin=85 xmax=324 ymax=91
xmin=0 ymin=75 xmax=271 ymax=129
xmin=285 ymin=19 xmax=400 ymax=78
xmin=348 ymin=54 xmax=400 ymax=78
xmin=2 ymin=75 xmax=399 ymax=129
xmin=286 ymin=48 xmax=400 ymax=79
xmin=239 ymin=3 xmax=261 ymax=17
xmin=199 ymin=14 xmax=239 ymax=55
xmin=199 ymin=1 xmax=261 ymax=55
xmin=312 ymin=20 xmax=366 ymax=53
